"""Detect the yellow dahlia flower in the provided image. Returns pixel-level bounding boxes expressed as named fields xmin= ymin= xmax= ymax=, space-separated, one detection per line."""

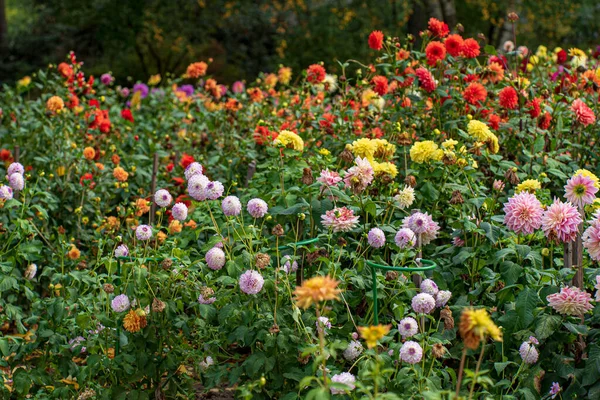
xmin=274 ymin=130 xmax=304 ymax=152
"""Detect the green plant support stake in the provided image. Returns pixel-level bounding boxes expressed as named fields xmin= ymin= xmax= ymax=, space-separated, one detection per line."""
xmin=366 ymin=259 xmax=437 ymax=325
xmin=276 ymin=237 xmax=319 ymax=251
xmin=114 ymin=256 xmax=176 ymax=356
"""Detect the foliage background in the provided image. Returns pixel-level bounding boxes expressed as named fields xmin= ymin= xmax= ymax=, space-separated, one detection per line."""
xmin=0 ymin=0 xmax=599 ymax=86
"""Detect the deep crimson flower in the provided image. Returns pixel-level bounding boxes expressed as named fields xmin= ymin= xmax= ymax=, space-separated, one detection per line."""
xmin=461 ymin=38 xmax=480 ymax=58
xmin=166 ymin=163 xmax=174 ymax=172
xmin=463 ymin=82 xmax=487 ymax=105
xmin=80 ymin=173 xmax=95 ymax=188
xmin=121 ymin=109 xmax=134 ymax=123
xmin=306 ymin=64 xmax=326 ymax=84
xmin=444 ymin=34 xmax=463 ymax=57
xmin=498 ymin=86 xmax=519 ymax=109
xmin=539 ymin=112 xmax=552 ymax=130
xmin=428 ymin=18 xmax=449 ymax=38
xmin=368 ymin=30 xmax=384 ymax=50
xmin=425 ymin=41 xmax=446 ymax=66
xmin=526 ymin=98 xmax=542 ymax=118
xmin=0 ymin=149 xmax=13 ymax=162
xmin=556 ymin=49 xmax=567 ymax=64
xmin=371 ymin=75 xmax=389 ymax=96
xmin=180 ymin=154 xmax=195 ymax=169
xmin=88 ymin=99 xmax=100 ymax=108
xmin=319 ymin=113 xmax=335 ymax=130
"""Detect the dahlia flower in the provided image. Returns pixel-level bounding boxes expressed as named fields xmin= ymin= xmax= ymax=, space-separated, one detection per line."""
xmin=343 ymin=157 xmax=374 ymax=193
xmin=541 ymin=199 xmax=582 ymax=243
xmin=571 ymin=98 xmax=596 ymax=126
xmin=188 ymin=174 xmax=210 ymax=201
xmin=135 ymin=225 xmax=153 ymax=241
xmin=435 ymin=290 xmax=452 ymax=307
xmin=519 ymin=341 xmax=539 ymax=364
xmin=503 ymin=192 xmax=543 ymax=235
xmin=203 ymin=181 xmax=224 ymax=200
xmin=420 ymin=279 xmax=439 ymax=296
xmin=321 ymin=207 xmax=359 ymax=232
xmin=398 ymin=317 xmax=419 ymax=338
xmin=367 ymin=228 xmax=386 ymax=248
xmin=394 ymin=186 xmax=415 ymax=209
xmin=154 ymin=189 xmax=172 ymax=208
xmin=330 ymin=372 xmax=356 ymax=395
xmin=205 ymin=247 xmax=226 ymax=271
xmin=565 ymin=174 xmax=598 ymax=207
xmin=239 ymin=270 xmax=264 ymax=295
xmin=411 ymin=293 xmax=436 ymax=314
xmin=402 ymin=212 xmax=440 ymax=245
xmin=343 ymin=340 xmax=363 ymax=361
xmin=184 ymin=162 xmax=203 ymax=180
xmin=247 ymin=198 xmax=268 ymax=218
xmin=111 ymin=294 xmax=130 ymax=312
xmin=0 ymin=185 xmax=13 ymax=200
xmin=171 ymin=203 xmax=188 ymax=221
xmin=221 ymin=196 xmax=242 ymax=216
xmin=546 ymin=286 xmax=593 ymax=316
xmin=114 ymin=244 xmax=129 ymax=258
xmin=8 ymin=173 xmax=24 ymax=191
xmin=400 ymin=341 xmax=423 ymax=364
xmin=395 ymin=228 xmax=416 ymax=249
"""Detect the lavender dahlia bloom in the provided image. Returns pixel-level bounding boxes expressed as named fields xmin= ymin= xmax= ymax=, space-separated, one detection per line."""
xmin=111 ymin=294 xmax=130 ymax=312
xmin=316 ymin=316 xmax=332 ymax=334
xmin=132 ymin=83 xmax=149 ymax=98
xmin=368 ymin=228 xmax=386 ymax=248
xmin=395 ymin=228 xmax=416 ymax=249
xmin=154 ymin=189 xmax=172 ymax=208
xmin=398 ymin=317 xmax=419 ymax=338
xmin=420 ymin=279 xmax=439 ymax=296
xmin=247 ymin=198 xmax=268 ymax=218
xmin=330 ymin=372 xmax=356 ymax=395
xmin=411 ymin=293 xmax=436 ymax=314
xmin=135 ymin=225 xmax=153 ymax=241
xmin=402 ymin=212 xmax=440 ymax=245
xmin=171 ymin=203 xmax=188 ymax=221
xmin=281 ymin=255 xmax=298 ymax=274
xmin=205 ymin=247 xmax=226 ymax=271
xmin=435 ymin=290 xmax=452 ymax=307
xmin=114 ymin=244 xmax=129 ymax=258
xmin=203 ymin=181 xmax=224 ymax=200
xmin=184 ymin=162 xmax=203 ymax=180
xmin=8 ymin=173 xmax=24 ymax=191
xmin=400 ymin=341 xmax=423 ymax=364
xmin=239 ymin=270 xmax=264 ymax=294
xmin=0 ymin=185 xmax=13 ymax=200
xmin=519 ymin=341 xmax=539 ymax=364
xmin=7 ymin=162 xmax=24 ymax=176
xmin=221 ymin=196 xmax=242 ymax=216
xmin=188 ymin=174 xmax=210 ymax=201
xmin=343 ymin=340 xmax=363 ymax=361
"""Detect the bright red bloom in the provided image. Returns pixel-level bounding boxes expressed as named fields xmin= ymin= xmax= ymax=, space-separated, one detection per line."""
xmin=444 ymin=34 xmax=464 ymax=57
xmin=89 ymin=109 xmax=111 ymax=133
xmin=58 ymin=63 xmax=73 ymax=79
xmin=487 ymin=114 xmax=501 ymax=130
xmin=371 ymin=75 xmax=389 ymax=96
xmin=0 ymin=149 xmax=12 ymax=162
xmin=253 ymin=126 xmax=278 ymax=145
xmin=368 ymin=30 xmax=384 ymax=50
xmin=461 ymin=38 xmax=480 ymax=58
xmin=526 ymin=98 xmax=542 ymax=118
xmin=166 ymin=163 xmax=174 ymax=172
xmin=67 ymin=94 xmax=79 ymax=109
xmin=498 ymin=86 xmax=519 ymax=109
xmin=463 ymin=82 xmax=487 ymax=105
xmin=121 ymin=109 xmax=134 ymax=123
xmin=319 ymin=113 xmax=335 ymax=130
xmin=415 ymin=67 xmax=436 ymax=93
xmin=425 ymin=41 xmax=446 ymax=66
xmin=306 ymin=64 xmax=326 ymax=84
xmin=489 ymin=55 xmax=508 ymax=69
xmin=172 ymin=177 xmax=185 ymax=186
xmin=180 ymin=154 xmax=195 ymax=169
xmin=571 ymin=98 xmax=596 ymax=126
xmin=539 ymin=112 xmax=552 ymax=130
xmin=428 ymin=18 xmax=449 ymax=38
xmin=88 ymin=99 xmax=100 ymax=108
xmin=556 ymin=49 xmax=567 ymax=64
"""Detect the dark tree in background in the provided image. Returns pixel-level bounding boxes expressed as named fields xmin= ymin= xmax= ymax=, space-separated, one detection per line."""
xmin=0 ymin=0 xmax=598 ymax=85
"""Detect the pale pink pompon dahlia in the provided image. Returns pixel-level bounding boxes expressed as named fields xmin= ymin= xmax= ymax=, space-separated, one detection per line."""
xmin=546 ymin=286 xmax=593 ymax=316
xmin=503 ymin=192 xmax=543 ymax=235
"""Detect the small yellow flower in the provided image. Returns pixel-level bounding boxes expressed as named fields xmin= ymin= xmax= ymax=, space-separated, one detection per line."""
xmin=442 ymin=139 xmax=458 ymax=149
xmin=148 ymin=74 xmax=161 ymax=85
xmin=17 ymin=76 xmax=32 ymax=87
xmin=318 ymin=148 xmax=330 ymax=156
xmin=358 ymin=324 xmax=391 ymax=349
xmin=515 ymin=179 xmax=541 ymax=194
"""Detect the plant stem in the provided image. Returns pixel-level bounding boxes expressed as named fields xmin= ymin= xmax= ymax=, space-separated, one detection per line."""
xmin=468 ymin=345 xmax=486 ymax=400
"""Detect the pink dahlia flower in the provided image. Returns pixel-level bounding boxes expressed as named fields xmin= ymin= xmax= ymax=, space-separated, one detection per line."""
xmin=343 ymin=157 xmax=374 ymax=194
xmin=503 ymin=192 xmax=543 ymax=235
xmin=565 ymin=174 xmax=598 ymax=208
xmin=571 ymin=99 xmax=596 ymax=127
xmin=541 ymin=199 xmax=582 ymax=243
xmin=401 ymin=212 xmax=440 ymax=245
xmin=321 ymin=207 xmax=359 ymax=232
xmin=546 ymin=286 xmax=593 ymax=316
xmin=317 ymin=169 xmax=342 ymax=187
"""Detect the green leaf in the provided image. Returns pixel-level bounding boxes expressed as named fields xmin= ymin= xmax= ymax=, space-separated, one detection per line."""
xmin=534 ymin=314 xmax=562 ymax=340
xmin=421 ymin=181 xmax=440 ymax=202
xmin=563 ymin=322 xmax=589 ymax=336
xmin=484 ymin=44 xmax=497 ymax=55
xmin=515 ymin=288 xmax=539 ymax=328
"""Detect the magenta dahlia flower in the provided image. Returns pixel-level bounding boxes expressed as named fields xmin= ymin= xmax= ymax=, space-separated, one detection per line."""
xmin=546 ymin=286 xmax=593 ymax=316
xmin=583 ymin=215 xmax=600 ymax=261
xmin=503 ymin=192 xmax=543 ymax=235
xmin=541 ymin=199 xmax=582 ymax=243
xmin=564 ymin=174 xmax=598 ymax=208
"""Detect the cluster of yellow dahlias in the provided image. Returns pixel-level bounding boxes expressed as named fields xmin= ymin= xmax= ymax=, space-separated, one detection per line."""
xmin=348 ymin=138 xmax=397 ymax=178
xmin=409 ymin=140 xmax=444 ymax=164
xmin=467 ymin=120 xmax=499 ymax=154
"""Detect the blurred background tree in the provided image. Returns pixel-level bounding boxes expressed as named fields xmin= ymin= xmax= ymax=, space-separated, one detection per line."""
xmin=0 ymin=0 xmax=598 ymax=86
